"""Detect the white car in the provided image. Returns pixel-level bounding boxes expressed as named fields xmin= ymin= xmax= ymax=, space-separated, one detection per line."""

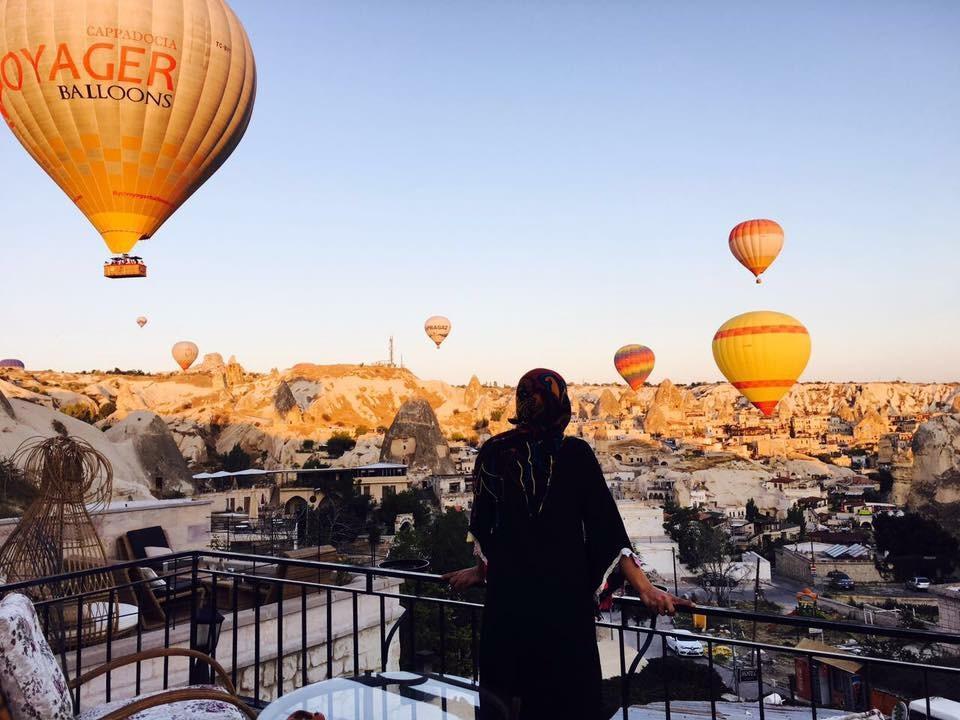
xmin=906 ymin=576 xmax=931 ymax=591
xmin=666 ymin=629 xmax=705 ymax=657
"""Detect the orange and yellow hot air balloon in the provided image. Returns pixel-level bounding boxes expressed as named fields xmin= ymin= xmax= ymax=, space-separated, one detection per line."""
xmin=728 ymin=219 xmax=784 ymax=284
xmin=136 ymin=316 xmax=147 ymax=328
xmin=0 ymin=0 xmax=256 ymax=277
xmin=614 ymin=344 xmax=655 ymax=391
xmin=712 ymin=310 xmax=810 ymax=416
xmin=171 ymin=341 xmax=198 ymax=371
xmin=424 ymin=316 xmax=452 ymax=349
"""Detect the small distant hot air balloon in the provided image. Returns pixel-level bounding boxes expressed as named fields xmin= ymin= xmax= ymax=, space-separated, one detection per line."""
xmin=136 ymin=317 xmax=148 ymax=329
xmin=729 ymin=219 xmax=784 ymax=284
xmin=424 ymin=316 xmax=452 ymax=349
xmin=614 ymin=345 xmax=655 ymax=391
xmin=712 ymin=310 xmax=810 ymax=417
xmin=172 ymin=342 xmax=199 ymax=371
xmin=0 ymin=0 xmax=257 ymax=278
xmin=0 ymin=359 xmax=25 ymax=369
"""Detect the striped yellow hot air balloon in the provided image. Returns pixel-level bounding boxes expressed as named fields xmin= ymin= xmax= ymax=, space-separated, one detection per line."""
xmin=614 ymin=344 xmax=655 ymax=391
xmin=728 ymin=219 xmax=784 ymax=284
xmin=712 ymin=310 xmax=810 ymax=417
xmin=0 ymin=0 xmax=256 ymax=277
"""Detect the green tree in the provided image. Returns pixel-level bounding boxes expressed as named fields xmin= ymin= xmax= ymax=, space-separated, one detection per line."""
xmin=222 ymin=444 xmax=252 ymax=472
xmin=745 ymin=498 xmax=759 ymax=522
xmin=377 ymin=489 xmax=431 ymax=530
xmin=325 ymin=431 xmax=356 ymax=458
xmin=873 ymin=512 xmax=959 ymax=579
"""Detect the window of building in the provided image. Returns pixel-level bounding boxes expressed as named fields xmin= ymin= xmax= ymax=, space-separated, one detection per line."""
xmin=243 ymin=496 xmax=251 ymax=514
xmin=383 ymin=485 xmax=395 ymax=496
xmin=363 ymin=485 xmax=371 ymax=496
xmin=449 ymin=482 xmax=461 ymax=494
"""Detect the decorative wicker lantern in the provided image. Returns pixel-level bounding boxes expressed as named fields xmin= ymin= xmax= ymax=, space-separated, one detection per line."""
xmin=0 ymin=436 xmax=115 ymax=647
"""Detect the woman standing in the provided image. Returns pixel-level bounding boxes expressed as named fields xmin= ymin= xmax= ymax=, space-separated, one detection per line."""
xmin=444 ymin=368 xmax=691 ymax=719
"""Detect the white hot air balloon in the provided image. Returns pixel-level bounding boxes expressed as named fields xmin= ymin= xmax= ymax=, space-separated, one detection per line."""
xmin=171 ymin=341 xmax=199 ymax=371
xmin=424 ymin=316 xmax=452 ymax=349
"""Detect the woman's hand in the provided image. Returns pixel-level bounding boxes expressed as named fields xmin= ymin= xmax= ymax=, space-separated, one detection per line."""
xmin=619 ymin=553 xmax=695 ymax=616
xmin=637 ymin=585 xmax=693 ymax=616
xmin=442 ymin=565 xmax=484 ymax=592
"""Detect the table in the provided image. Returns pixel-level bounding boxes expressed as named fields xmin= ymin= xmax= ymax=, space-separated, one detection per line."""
xmin=258 ymin=672 xmax=509 ymax=720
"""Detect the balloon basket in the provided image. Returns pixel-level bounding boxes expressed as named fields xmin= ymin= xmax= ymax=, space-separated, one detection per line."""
xmin=104 ymin=257 xmax=147 ymax=279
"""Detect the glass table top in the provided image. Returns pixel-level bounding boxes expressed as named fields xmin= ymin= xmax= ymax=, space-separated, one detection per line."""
xmin=258 ymin=672 xmax=507 ymax=720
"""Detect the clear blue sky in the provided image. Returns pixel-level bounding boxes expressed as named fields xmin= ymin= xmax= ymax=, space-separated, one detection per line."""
xmin=2 ymin=1 xmax=958 ymax=385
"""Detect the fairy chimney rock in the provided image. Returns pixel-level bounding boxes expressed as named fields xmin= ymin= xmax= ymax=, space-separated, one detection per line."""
xmin=380 ymin=398 xmax=455 ymax=474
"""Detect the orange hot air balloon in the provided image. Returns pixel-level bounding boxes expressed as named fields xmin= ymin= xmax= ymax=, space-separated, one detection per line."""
xmin=614 ymin=345 xmax=655 ymax=391
xmin=136 ymin=316 xmax=148 ymax=328
xmin=0 ymin=0 xmax=256 ymax=277
xmin=424 ymin=316 xmax=452 ymax=349
xmin=712 ymin=310 xmax=810 ymax=417
xmin=171 ymin=341 xmax=198 ymax=371
xmin=728 ymin=219 xmax=784 ymax=284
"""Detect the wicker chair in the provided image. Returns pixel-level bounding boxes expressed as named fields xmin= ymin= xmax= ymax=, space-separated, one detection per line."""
xmin=0 ymin=592 xmax=255 ymax=720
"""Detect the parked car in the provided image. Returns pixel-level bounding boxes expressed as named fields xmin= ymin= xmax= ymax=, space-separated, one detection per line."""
xmin=829 ymin=572 xmax=855 ymax=590
xmin=906 ymin=576 xmax=931 ymax=591
xmin=666 ymin=629 xmax=705 ymax=657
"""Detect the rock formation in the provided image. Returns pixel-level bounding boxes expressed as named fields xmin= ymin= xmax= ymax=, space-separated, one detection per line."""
xmin=0 ymin=390 xmax=14 ymax=420
xmin=274 ymin=381 xmax=298 ymax=417
xmin=105 ymin=412 xmax=194 ymax=496
xmin=594 ymin=389 xmax=620 ymax=419
xmin=908 ymin=414 xmax=960 ymax=538
xmin=464 ymin=376 xmax=483 ymax=408
xmin=380 ymin=398 xmax=455 ymax=475
xmin=853 ymin=408 xmax=890 ymax=444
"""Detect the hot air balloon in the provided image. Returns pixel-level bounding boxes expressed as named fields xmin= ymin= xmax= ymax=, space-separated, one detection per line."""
xmin=424 ymin=316 xmax=452 ymax=349
xmin=0 ymin=359 xmax=25 ymax=369
xmin=728 ymin=219 xmax=784 ymax=284
xmin=712 ymin=310 xmax=810 ymax=417
xmin=0 ymin=0 xmax=257 ymax=278
xmin=136 ymin=316 xmax=148 ymax=328
xmin=171 ymin=341 xmax=198 ymax=371
xmin=614 ymin=345 xmax=655 ymax=391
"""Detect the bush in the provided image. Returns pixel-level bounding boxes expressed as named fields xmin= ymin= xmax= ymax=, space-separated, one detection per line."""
xmin=473 ymin=418 xmax=490 ymax=431
xmin=301 ymin=439 xmax=315 ymax=451
xmin=222 ymin=444 xmax=252 ymax=472
xmin=490 ymin=410 xmax=503 ymax=422
xmin=354 ymin=425 xmax=370 ymax=438
xmin=303 ymin=458 xmax=330 ymax=470
xmin=0 ymin=456 xmax=35 ymax=518
xmin=325 ymin=432 xmax=356 ymax=458
xmin=98 ymin=401 xmax=116 ymax=420
xmin=60 ymin=402 xmax=97 ymax=424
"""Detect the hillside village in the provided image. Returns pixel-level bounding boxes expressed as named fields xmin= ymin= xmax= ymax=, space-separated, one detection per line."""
xmin=1 ymin=357 xmax=958 ymax=559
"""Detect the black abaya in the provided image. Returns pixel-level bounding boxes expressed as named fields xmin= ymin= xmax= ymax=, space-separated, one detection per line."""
xmin=469 ymin=430 xmax=631 ymax=720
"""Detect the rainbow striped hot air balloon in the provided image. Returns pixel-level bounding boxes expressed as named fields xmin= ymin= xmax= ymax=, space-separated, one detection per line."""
xmin=729 ymin=219 xmax=784 ymax=284
xmin=614 ymin=345 xmax=655 ymax=391
xmin=712 ymin=310 xmax=810 ymax=416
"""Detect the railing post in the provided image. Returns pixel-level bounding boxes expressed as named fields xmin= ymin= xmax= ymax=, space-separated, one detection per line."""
xmin=619 ymin=606 xmax=628 ymax=720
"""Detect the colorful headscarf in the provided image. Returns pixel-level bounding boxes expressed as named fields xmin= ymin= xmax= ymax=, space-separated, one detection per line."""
xmin=509 ymin=368 xmax=571 ymax=436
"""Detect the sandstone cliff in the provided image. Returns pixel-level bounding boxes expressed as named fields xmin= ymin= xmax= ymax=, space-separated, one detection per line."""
xmin=908 ymin=414 xmax=960 ymax=537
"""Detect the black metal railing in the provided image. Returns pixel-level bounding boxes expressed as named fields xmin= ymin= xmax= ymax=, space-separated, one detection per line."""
xmin=2 ymin=551 xmax=959 ymax=719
